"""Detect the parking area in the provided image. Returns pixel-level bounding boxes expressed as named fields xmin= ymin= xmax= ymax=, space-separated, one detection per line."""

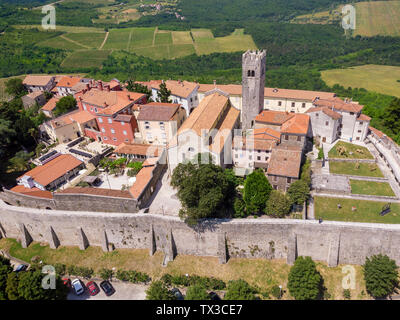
xmin=67 ymin=279 xmax=148 ymax=300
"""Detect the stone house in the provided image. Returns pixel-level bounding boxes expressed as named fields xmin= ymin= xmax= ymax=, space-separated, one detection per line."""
xmin=22 ymin=75 xmax=55 ymax=93
xmin=21 ymin=91 xmax=46 ymax=109
xmin=113 ymin=143 xmax=161 ymax=162
xmin=40 ymin=97 xmax=60 ymax=118
xmin=135 ymin=102 xmax=186 ymax=146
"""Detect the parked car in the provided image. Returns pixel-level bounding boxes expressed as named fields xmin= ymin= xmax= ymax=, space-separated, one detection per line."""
xmin=15 ymin=264 xmax=28 ymax=272
xmin=100 ymin=280 xmax=115 ymax=296
xmin=62 ymin=277 xmax=71 ymax=289
xmin=171 ymin=288 xmax=184 ymax=300
xmin=72 ymin=279 xmax=85 ymax=295
xmin=209 ymin=292 xmax=221 ymax=300
xmin=86 ymin=281 xmax=100 ymax=296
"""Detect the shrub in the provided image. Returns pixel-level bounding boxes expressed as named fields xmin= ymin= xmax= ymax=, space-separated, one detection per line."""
xmin=115 ymin=270 xmax=150 ymax=284
xmin=317 ymin=148 xmax=324 ymax=160
xmin=185 ymin=284 xmax=210 ymax=300
xmin=270 ymin=285 xmax=282 ymax=299
xmin=67 ymin=265 xmax=93 ymax=279
xmin=99 ymin=268 xmax=113 ymax=280
xmin=343 ymin=289 xmax=351 ymax=300
xmin=146 ymin=281 xmax=175 ymax=300
xmin=265 ymin=190 xmax=291 ymax=218
xmin=224 ymin=279 xmax=257 ymax=300
xmin=160 ymin=273 xmax=226 ymax=290
xmin=54 ymin=263 xmax=66 ymax=276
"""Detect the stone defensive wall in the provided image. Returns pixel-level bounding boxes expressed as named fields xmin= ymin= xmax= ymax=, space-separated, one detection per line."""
xmin=1 ymin=200 xmax=400 ymax=267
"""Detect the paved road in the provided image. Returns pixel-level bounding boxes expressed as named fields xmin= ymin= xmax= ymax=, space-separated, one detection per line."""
xmin=67 ymin=280 xmax=148 ymax=300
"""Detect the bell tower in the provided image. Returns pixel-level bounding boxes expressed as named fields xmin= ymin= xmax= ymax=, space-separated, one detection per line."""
xmin=241 ymin=50 xmax=266 ymax=130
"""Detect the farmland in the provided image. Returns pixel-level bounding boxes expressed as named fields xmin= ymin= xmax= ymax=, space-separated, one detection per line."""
xmin=322 ymin=65 xmax=400 ymax=98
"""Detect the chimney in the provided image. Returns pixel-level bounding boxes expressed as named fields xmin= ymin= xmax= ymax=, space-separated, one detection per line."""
xmin=213 ymin=80 xmax=216 ymax=88
xmin=104 ymin=102 xmax=108 ymax=108
xmin=98 ymin=80 xmax=103 ymax=91
xmin=86 ymin=83 xmax=90 ymax=90
xmin=106 ymin=85 xmax=110 ymax=92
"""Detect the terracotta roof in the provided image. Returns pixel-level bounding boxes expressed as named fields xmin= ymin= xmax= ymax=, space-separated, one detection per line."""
xmin=234 ymin=136 xmax=277 ymax=151
xmin=313 ymin=97 xmax=363 ymax=113
xmin=50 ymin=110 xmax=95 ymax=128
xmin=18 ymin=154 xmax=83 ymax=187
xmin=369 ymin=126 xmax=393 ymax=142
xmin=56 ymin=76 xmax=82 ymax=88
xmin=306 ymin=106 xmax=342 ymax=120
xmin=264 ymin=88 xmax=335 ymax=101
xmin=57 ymin=187 xmax=133 ymax=199
xmin=210 ymin=106 xmax=240 ymax=153
xmin=151 ymin=80 xmax=199 ymax=98
xmin=143 ymin=157 xmax=159 ymax=166
xmin=114 ymin=143 xmax=160 ymax=157
xmin=255 ymin=110 xmax=295 ymax=125
xmin=26 ymin=91 xmax=44 ymax=99
xmin=137 ymin=103 xmax=179 ymax=121
xmin=23 ymin=75 xmax=54 ymax=86
xmin=281 ymin=113 xmax=310 ymax=135
xmin=114 ymin=114 xmax=133 ymax=122
xmin=357 ymin=114 xmax=371 ymax=121
xmin=41 ymin=97 xmax=60 ymax=112
xmin=80 ymin=89 xmax=145 ymax=115
xmin=10 ymin=185 xmax=53 ymax=199
xmin=252 ymin=127 xmax=281 ymax=140
xmin=197 ymin=84 xmax=335 ymax=101
xmin=178 ymin=92 xmax=230 ymax=136
xmin=267 ymin=146 xmax=302 ymax=178
xmin=129 ymin=165 xmax=155 ymax=199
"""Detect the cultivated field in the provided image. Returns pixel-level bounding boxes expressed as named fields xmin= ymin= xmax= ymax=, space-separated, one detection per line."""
xmin=322 ymin=65 xmax=400 ymax=98
xmin=61 ymin=50 xmax=112 ymax=69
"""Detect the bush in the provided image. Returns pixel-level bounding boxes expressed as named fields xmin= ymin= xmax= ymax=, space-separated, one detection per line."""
xmin=265 ymin=190 xmax=291 ymax=218
xmin=146 ymin=281 xmax=176 ymax=300
xmin=224 ymin=279 xmax=257 ymax=300
xmin=99 ymin=268 xmax=113 ymax=281
xmin=317 ymin=147 xmax=324 ymax=160
xmin=343 ymin=289 xmax=351 ymax=300
xmin=270 ymin=285 xmax=282 ymax=299
xmin=287 ymin=180 xmax=310 ymax=205
xmin=160 ymin=273 xmax=226 ymax=290
xmin=185 ymin=284 xmax=210 ymax=300
xmin=54 ymin=263 xmax=66 ymax=276
xmin=67 ymin=265 xmax=93 ymax=279
xmin=233 ymin=197 xmax=246 ymax=218
xmin=115 ymin=270 xmax=150 ymax=284
xmin=243 ymin=169 xmax=272 ymax=214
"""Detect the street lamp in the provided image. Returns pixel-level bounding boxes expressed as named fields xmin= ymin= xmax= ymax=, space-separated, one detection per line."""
xmin=279 ymin=285 xmax=282 ymax=299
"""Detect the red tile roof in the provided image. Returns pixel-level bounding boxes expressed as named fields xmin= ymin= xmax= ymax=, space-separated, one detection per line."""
xmin=255 ymin=110 xmax=294 ymax=125
xmin=18 ymin=154 xmax=83 ymax=187
xmin=56 ymin=76 xmax=82 ymax=88
xmin=137 ymin=103 xmax=180 ymax=121
xmin=10 ymin=185 xmax=53 ymax=199
xmin=267 ymin=146 xmax=302 ymax=178
xmin=23 ymin=75 xmax=54 ymax=86
xmin=357 ymin=114 xmax=371 ymax=121
xmin=41 ymin=97 xmax=60 ymax=112
xmin=114 ymin=143 xmax=160 ymax=157
xmin=306 ymin=106 xmax=342 ymax=120
xmin=129 ymin=165 xmax=156 ymax=199
xmin=281 ymin=113 xmax=310 ymax=135
xmin=313 ymin=97 xmax=363 ymax=113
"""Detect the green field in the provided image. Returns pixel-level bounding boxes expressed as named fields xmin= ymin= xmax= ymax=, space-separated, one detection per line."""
xmin=328 ymin=141 xmax=374 ymax=160
xmin=315 ymin=196 xmax=400 ymax=224
xmin=61 ymin=50 xmax=112 ymax=68
xmin=350 ymin=179 xmax=395 ymax=197
xmin=329 ymin=161 xmax=384 ymax=178
xmin=64 ymin=32 xmax=107 ymax=49
xmin=103 ymin=28 xmax=132 ymax=50
xmin=322 ymin=65 xmax=400 ymax=98
xmin=354 ymin=1 xmax=400 ymax=37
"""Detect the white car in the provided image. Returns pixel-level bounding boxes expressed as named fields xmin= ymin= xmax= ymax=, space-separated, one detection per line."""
xmin=72 ymin=279 xmax=85 ymax=295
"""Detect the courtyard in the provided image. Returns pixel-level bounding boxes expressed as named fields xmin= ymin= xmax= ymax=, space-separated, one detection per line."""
xmin=328 ymin=141 xmax=374 ymax=160
xmin=329 ymin=161 xmax=384 ymax=178
xmin=350 ymin=179 xmax=395 ymax=197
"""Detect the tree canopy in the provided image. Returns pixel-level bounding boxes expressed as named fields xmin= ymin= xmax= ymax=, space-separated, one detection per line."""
xmin=363 ymin=254 xmax=399 ymax=298
xmin=185 ymin=284 xmax=210 ymax=300
xmin=287 ymin=180 xmax=310 ymax=205
xmin=157 ymin=81 xmax=172 ymax=103
xmin=265 ymin=190 xmax=291 ymax=218
xmin=243 ymin=169 xmax=272 ymax=214
xmin=224 ymin=279 xmax=257 ymax=300
xmin=54 ymin=96 xmax=77 ymax=117
xmin=146 ymin=281 xmax=176 ymax=300
xmin=288 ymin=256 xmax=322 ymax=300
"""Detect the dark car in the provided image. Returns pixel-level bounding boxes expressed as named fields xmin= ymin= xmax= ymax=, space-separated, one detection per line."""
xmin=86 ymin=281 xmax=100 ymax=296
xmin=171 ymin=288 xmax=184 ymax=300
xmin=15 ymin=264 xmax=28 ymax=272
xmin=100 ymin=280 xmax=115 ymax=296
xmin=209 ymin=292 xmax=221 ymax=301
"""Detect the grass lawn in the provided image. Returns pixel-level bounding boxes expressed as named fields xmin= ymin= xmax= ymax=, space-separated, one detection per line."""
xmin=0 ymin=238 xmax=368 ymax=299
xmin=315 ymin=196 xmax=400 ymax=224
xmin=328 ymin=141 xmax=374 ymax=159
xmin=322 ymin=64 xmax=400 ymax=98
xmin=350 ymin=179 xmax=395 ymax=197
xmin=329 ymin=161 xmax=384 ymax=178
xmin=61 ymin=50 xmax=111 ymax=69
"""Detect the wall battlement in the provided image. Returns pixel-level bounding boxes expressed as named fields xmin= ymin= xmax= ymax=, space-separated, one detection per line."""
xmin=1 ymin=200 xmax=400 ymax=267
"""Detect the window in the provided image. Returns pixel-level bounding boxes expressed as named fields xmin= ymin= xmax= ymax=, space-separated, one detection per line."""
xmin=249 ymin=155 xmax=252 ymax=160
xmin=235 ymin=154 xmax=238 ymax=159
xmin=273 ymin=185 xmax=278 ymax=190
xmin=188 ymin=147 xmax=194 ymax=152
xmin=273 ymin=176 xmax=278 ymax=182
xmin=257 ymin=156 xmax=261 ymax=161
xmin=159 ymin=121 xmax=164 ymax=125
xmin=111 ymin=129 xmax=115 ymax=134
xmin=103 ymin=136 xmax=108 ymax=140
xmin=251 ymin=70 xmax=255 ymax=77
xmin=265 ymin=156 xmax=269 ymax=161
xmin=278 ymin=101 xmax=282 ymax=107
xmin=291 ymin=102 xmax=295 ymax=108
xmin=358 ymin=130 xmax=362 ymax=133
xmin=356 ymin=137 xmax=360 ymax=141
xmin=285 ymin=135 xmax=289 ymax=140
xmin=359 ymin=122 xmax=363 ymax=125
xmin=287 ymin=178 xmax=291 ymax=183
xmin=94 ymin=108 xmax=98 ymax=113
xmin=98 ymin=117 xmax=103 ymax=123
xmin=297 ymin=136 xmax=301 ymax=141
xmin=123 ymin=130 xmax=127 ymax=135
xmin=302 ymin=103 xmax=306 ymax=108
xmin=325 ymin=121 xmax=329 ymax=126
xmin=316 ymin=113 xmax=319 ymax=117
xmin=108 ymin=118 xmax=112 ymax=124
xmin=350 ymin=112 xmax=354 ymax=115
xmin=113 ymin=138 xmax=117 ymax=141
xmin=121 ymin=122 xmax=125 ymax=126
xmin=101 ymin=128 xmax=105 ymax=133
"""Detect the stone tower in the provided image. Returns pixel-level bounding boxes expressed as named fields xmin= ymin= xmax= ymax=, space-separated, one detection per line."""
xmin=241 ymin=50 xmax=266 ymax=130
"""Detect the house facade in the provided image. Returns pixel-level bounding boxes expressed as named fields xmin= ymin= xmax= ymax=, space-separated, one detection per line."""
xmin=21 ymin=91 xmax=46 ymax=109
xmin=22 ymin=75 xmax=55 ymax=93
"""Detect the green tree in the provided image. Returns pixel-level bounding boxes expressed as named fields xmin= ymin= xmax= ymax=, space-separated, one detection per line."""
xmin=53 ymin=96 xmax=77 ymax=117
xmin=6 ymin=272 xmax=20 ymax=300
xmin=8 ymin=151 xmax=33 ymax=172
xmin=99 ymin=268 xmax=113 ymax=281
xmin=126 ymin=79 xmax=152 ymax=101
xmin=146 ymin=281 xmax=176 ymax=300
xmin=287 ymin=180 xmax=310 ymax=205
xmin=288 ymin=256 xmax=322 ymax=300
xmin=5 ymin=78 xmax=26 ymax=97
xmin=265 ymin=190 xmax=291 ymax=218
xmin=233 ymin=197 xmax=246 ymax=218
xmin=363 ymin=254 xmax=399 ymax=298
xmin=157 ymin=81 xmax=171 ymax=103
xmin=0 ymin=262 xmax=13 ymax=300
xmin=224 ymin=279 xmax=257 ymax=300
xmin=0 ymin=118 xmax=16 ymax=153
xmin=17 ymin=270 xmax=68 ymax=300
xmin=243 ymin=169 xmax=272 ymax=214
xmin=185 ymin=284 xmax=210 ymax=300
xmin=171 ymin=158 xmax=235 ymax=224
xmin=383 ymin=98 xmax=400 ymax=133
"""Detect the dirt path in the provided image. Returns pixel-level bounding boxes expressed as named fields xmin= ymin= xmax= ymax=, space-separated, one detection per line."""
xmin=99 ymin=31 xmax=109 ymax=50
xmin=60 ymin=35 xmax=91 ymax=49
xmin=152 ymin=26 xmax=158 ymax=46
